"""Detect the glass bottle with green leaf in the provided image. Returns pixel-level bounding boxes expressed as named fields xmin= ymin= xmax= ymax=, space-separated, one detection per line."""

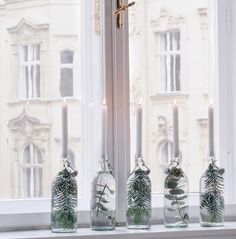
xmin=51 ymin=158 xmax=78 ymax=232
xmin=90 ymin=158 xmax=116 ymax=231
xmin=200 ymin=157 xmax=224 ymax=227
xmin=126 ymin=157 xmax=151 ymax=229
xmin=164 ymin=157 xmax=189 ymax=228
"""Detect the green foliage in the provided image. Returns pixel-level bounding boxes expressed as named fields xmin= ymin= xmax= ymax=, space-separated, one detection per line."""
xmin=165 ymin=166 xmax=189 ymax=225
xmin=200 ymin=163 xmax=224 ymax=223
xmin=127 ymin=169 xmax=151 ymax=225
xmin=51 ymin=168 xmax=77 ymax=229
xmin=92 ymin=184 xmax=116 ymax=225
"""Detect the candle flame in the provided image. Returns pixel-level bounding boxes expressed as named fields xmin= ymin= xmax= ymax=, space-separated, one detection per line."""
xmin=174 ymin=99 xmax=177 ymax=105
xmin=102 ymin=98 xmax=106 ymax=105
xmin=63 ymin=98 xmax=67 ymax=104
xmin=138 ymin=99 xmax=142 ymax=107
xmin=209 ymin=98 xmax=214 ymax=107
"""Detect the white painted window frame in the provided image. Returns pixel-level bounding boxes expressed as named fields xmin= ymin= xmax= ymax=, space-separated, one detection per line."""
xmin=20 ymin=44 xmax=41 ymax=99
xmin=0 ymin=0 xmax=236 ymax=231
xmin=112 ymin=0 xmax=236 ymax=224
xmin=158 ymin=30 xmax=181 ymax=93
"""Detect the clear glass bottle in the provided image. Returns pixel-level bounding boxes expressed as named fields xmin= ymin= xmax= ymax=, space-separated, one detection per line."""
xmin=200 ymin=158 xmax=225 ymax=227
xmin=126 ymin=157 xmax=151 ymax=229
xmin=90 ymin=158 xmax=116 ymax=231
xmin=164 ymin=158 xmax=189 ymax=228
xmin=51 ymin=158 xmax=78 ymax=232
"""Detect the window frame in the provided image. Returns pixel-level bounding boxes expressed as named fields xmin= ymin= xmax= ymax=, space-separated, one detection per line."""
xmin=0 ymin=0 xmax=235 ymax=231
xmin=113 ymin=0 xmax=236 ymax=223
xmin=20 ymin=43 xmax=41 ymax=100
xmin=22 ymin=144 xmax=43 ymax=198
xmin=158 ymin=30 xmax=181 ymax=93
xmin=59 ymin=49 xmax=75 ymax=98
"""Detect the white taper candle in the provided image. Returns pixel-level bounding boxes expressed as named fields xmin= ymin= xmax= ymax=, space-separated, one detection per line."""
xmin=62 ymin=99 xmax=68 ymax=158
xmin=173 ymin=101 xmax=179 ymax=158
xmin=136 ymin=103 xmax=142 ymax=158
xmin=208 ymin=104 xmax=215 ymax=157
xmin=101 ymin=99 xmax=107 ymax=159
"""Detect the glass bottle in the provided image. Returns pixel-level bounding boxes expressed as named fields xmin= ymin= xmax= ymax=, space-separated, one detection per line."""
xmin=200 ymin=157 xmax=225 ymax=227
xmin=51 ymin=158 xmax=78 ymax=232
xmin=164 ymin=158 xmax=189 ymax=228
xmin=126 ymin=157 xmax=151 ymax=229
xmin=90 ymin=158 xmax=116 ymax=231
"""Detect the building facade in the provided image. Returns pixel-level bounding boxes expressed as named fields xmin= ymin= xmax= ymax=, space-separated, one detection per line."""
xmin=0 ymin=0 xmax=211 ymax=199
xmin=0 ymin=0 xmax=83 ymax=198
xmin=129 ymin=0 xmax=211 ymax=193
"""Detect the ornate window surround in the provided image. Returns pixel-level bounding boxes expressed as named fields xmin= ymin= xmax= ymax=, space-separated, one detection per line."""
xmin=7 ymin=107 xmax=50 ymax=198
xmin=7 ymin=18 xmax=49 ymax=100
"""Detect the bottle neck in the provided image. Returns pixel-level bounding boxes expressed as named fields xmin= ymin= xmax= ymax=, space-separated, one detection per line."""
xmin=61 ymin=157 xmax=78 ymax=176
xmin=134 ymin=155 xmax=150 ymax=173
xmin=98 ymin=156 xmax=110 ymax=172
xmin=61 ymin=157 xmax=68 ymax=169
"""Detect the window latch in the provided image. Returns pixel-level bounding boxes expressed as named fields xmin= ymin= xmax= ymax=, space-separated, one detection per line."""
xmin=113 ymin=1 xmax=135 ymax=29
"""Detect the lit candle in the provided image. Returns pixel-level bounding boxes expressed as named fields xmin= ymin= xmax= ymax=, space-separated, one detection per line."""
xmin=101 ymin=99 xmax=107 ymax=159
xmin=208 ymin=104 xmax=215 ymax=157
xmin=136 ymin=102 xmax=142 ymax=158
xmin=173 ymin=100 xmax=179 ymax=158
xmin=62 ymin=98 xmax=68 ymax=158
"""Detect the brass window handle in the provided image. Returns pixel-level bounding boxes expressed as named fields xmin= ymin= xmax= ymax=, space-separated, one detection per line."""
xmin=113 ymin=1 xmax=135 ymax=29
xmin=113 ymin=1 xmax=135 ymax=15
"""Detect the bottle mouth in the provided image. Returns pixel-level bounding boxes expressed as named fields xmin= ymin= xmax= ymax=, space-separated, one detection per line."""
xmin=134 ymin=156 xmax=151 ymax=174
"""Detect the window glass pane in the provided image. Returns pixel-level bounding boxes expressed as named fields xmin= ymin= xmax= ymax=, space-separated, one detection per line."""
xmin=60 ymin=68 xmax=73 ymax=97
xmin=32 ymin=45 xmax=40 ymax=61
xmin=23 ymin=46 xmax=28 ymax=62
xmin=161 ymin=142 xmax=173 ymax=165
xmin=0 ymin=1 xmax=103 ymax=202
xmin=61 ymin=50 xmax=74 ymax=64
xmin=33 ymin=145 xmax=42 ymax=164
xmin=23 ymin=145 xmax=31 ymax=164
xmin=68 ymin=149 xmax=75 ymax=168
xmin=35 ymin=65 xmax=40 ymax=97
xmin=160 ymin=33 xmax=167 ymax=51
xmin=33 ymin=168 xmax=42 ymax=197
xmin=23 ymin=168 xmax=31 ymax=197
xmin=129 ymin=0 xmax=214 ymax=193
xmin=160 ymin=55 xmax=167 ymax=91
xmin=175 ymin=55 xmax=181 ymax=91
xmin=22 ymin=66 xmax=29 ymax=98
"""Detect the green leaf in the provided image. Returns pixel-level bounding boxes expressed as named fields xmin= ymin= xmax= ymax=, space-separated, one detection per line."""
xmin=166 ymin=206 xmax=177 ymax=212
xmin=96 ymin=202 xmax=108 ymax=211
xmin=200 ymin=162 xmax=224 ymax=223
xmin=100 ymin=197 xmax=109 ymax=203
xmin=183 ymin=213 xmax=189 ymax=221
xmin=166 ymin=180 xmax=178 ymax=189
xmin=169 ymin=189 xmax=185 ymax=195
xmin=171 ymin=201 xmax=185 ymax=207
xmin=96 ymin=190 xmax=106 ymax=196
xmin=177 ymin=195 xmax=187 ymax=200
xmin=180 ymin=205 xmax=188 ymax=211
xmin=164 ymin=194 xmax=176 ymax=201
xmin=107 ymin=188 xmax=115 ymax=195
xmin=51 ymin=168 xmax=77 ymax=229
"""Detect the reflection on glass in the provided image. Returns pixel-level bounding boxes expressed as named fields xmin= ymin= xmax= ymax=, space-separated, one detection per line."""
xmin=129 ymin=0 xmax=214 ymax=193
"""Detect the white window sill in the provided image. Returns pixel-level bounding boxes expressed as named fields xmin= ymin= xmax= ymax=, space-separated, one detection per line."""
xmin=7 ymin=98 xmax=80 ymax=105
xmin=1 ymin=223 xmax=236 ymax=239
xmin=150 ymin=93 xmax=189 ymax=102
